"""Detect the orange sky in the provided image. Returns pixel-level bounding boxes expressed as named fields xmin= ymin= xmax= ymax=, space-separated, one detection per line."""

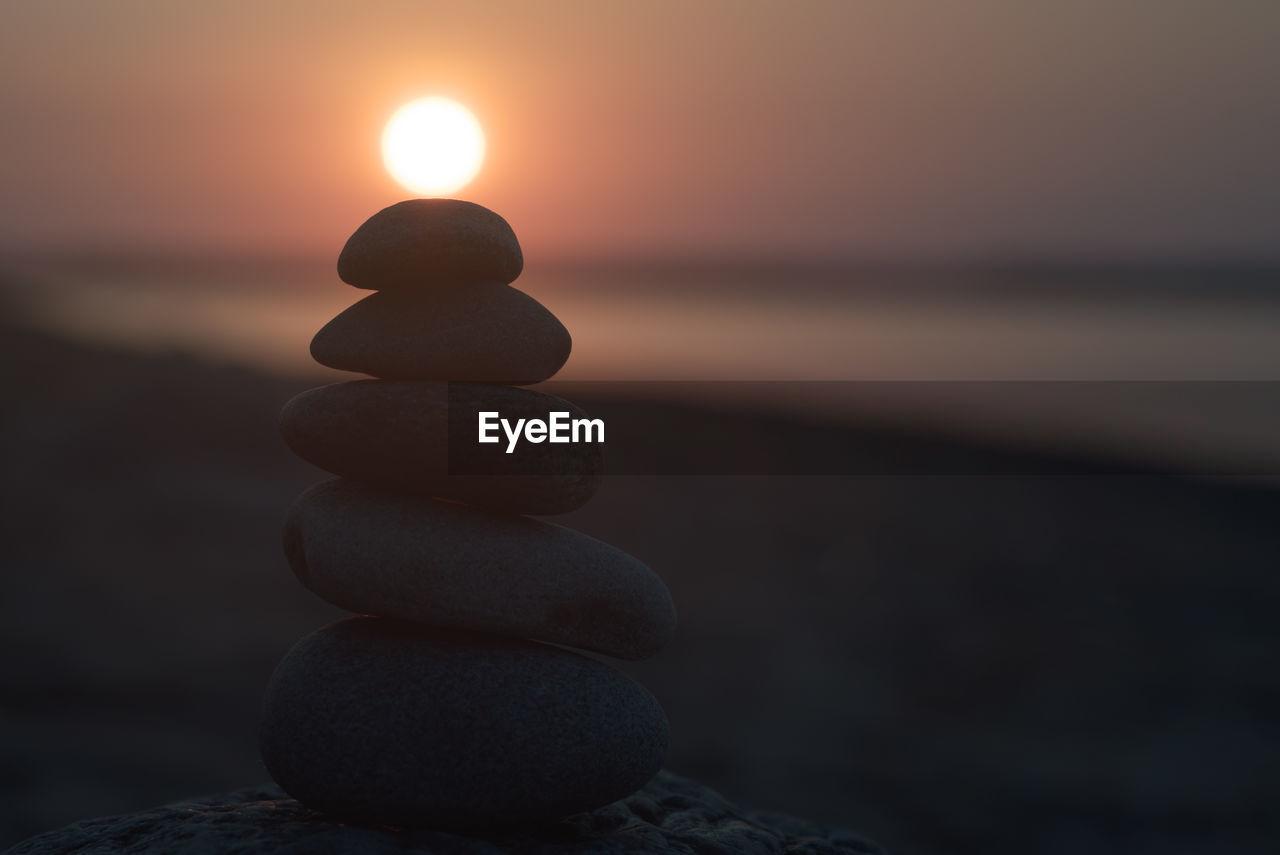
xmin=2 ymin=1 xmax=1278 ymax=262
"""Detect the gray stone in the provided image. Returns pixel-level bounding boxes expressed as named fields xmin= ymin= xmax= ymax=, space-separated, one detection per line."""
xmin=279 ymin=380 xmax=603 ymax=515
xmin=4 ymin=771 xmax=885 ymax=854
xmin=258 ymin=617 xmax=670 ymax=828
xmin=285 ymin=480 xmax=676 ymax=659
xmin=338 ymin=199 xmax=522 ymax=290
xmin=311 ymin=283 xmax=571 ymax=384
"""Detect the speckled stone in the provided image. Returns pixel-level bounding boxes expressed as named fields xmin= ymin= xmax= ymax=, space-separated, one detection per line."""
xmin=337 ymin=199 xmax=522 ymax=290
xmin=310 ymin=283 xmax=571 ymax=383
xmin=284 ymin=480 xmax=675 ymax=659
xmin=4 ymin=772 xmax=885 ymax=853
xmin=258 ymin=617 xmax=670 ymax=829
xmin=279 ymin=380 xmax=602 ymax=515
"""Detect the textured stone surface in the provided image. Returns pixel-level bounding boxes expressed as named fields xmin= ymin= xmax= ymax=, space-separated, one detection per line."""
xmin=279 ymin=380 xmax=602 ymax=515
xmin=5 ymin=771 xmax=884 ymax=854
xmin=311 ymin=283 xmax=571 ymax=383
xmin=285 ymin=480 xmax=676 ymax=659
xmin=338 ymin=199 xmax=522 ymax=290
xmin=259 ymin=617 xmax=670 ymax=828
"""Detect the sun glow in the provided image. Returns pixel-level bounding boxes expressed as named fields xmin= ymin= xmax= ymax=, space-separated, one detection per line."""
xmin=382 ymin=98 xmax=485 ymax=196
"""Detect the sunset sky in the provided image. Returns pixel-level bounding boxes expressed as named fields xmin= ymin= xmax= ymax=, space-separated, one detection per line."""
xmin=2 ymin=1 xmax=1277 ymax=263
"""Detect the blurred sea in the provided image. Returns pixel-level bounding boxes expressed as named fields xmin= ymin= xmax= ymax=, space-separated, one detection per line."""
xmin=3 ymin=256 xmax=1279 ymax=473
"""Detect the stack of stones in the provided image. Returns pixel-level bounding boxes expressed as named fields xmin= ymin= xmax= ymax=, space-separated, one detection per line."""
xmin=260 ymin=200 xmax=677 ymax=828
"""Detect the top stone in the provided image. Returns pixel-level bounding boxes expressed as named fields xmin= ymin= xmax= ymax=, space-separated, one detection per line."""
xmin=337 ymin=199 xmax=523 ymax=290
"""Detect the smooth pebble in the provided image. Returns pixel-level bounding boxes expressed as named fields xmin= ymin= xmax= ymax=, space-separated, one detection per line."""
xmin=337 ymin=199 xmax=522 ymax=290
xmin=259 ymin=617 xmax=670 ymax=827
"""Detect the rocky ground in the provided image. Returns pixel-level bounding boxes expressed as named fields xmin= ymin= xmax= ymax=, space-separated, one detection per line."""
xmin=7 ymin=771 xmax=884 ymax=855
xmin=1 ymin=319 xmax=1278 ymax=854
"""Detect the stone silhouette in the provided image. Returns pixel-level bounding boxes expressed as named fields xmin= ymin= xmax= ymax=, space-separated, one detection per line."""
xmin=263 ymin=199 xmax=677 ymax=827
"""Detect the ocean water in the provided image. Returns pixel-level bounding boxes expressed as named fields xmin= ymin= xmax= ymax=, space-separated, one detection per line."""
xmin=3 ymin=257 xmax=1279 ymax=473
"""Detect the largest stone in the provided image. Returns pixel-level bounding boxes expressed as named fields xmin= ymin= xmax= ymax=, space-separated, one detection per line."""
xmin=259 ymin=617 xmax=670 ymax=828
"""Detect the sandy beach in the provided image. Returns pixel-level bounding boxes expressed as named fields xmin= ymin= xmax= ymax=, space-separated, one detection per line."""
xmin=2 ymin=318 xmax=1276 ymax=854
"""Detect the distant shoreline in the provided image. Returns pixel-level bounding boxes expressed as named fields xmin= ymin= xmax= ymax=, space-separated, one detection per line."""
xmin=4 ymin=251 xmax=1280 ymax=299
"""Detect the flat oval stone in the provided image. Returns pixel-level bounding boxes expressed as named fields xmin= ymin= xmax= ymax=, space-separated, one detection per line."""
xmin=278 ymin=380 xmax=602 ymax=514
xmin=310 ymin=283 xmax=571 ymax=383
xmin=337 ymin=199 xmax=522 ymax=290
xmin=259 ymin=617 xmax=670 ymax=828
xmin=285 ymin=479 xmax=676 ymax=659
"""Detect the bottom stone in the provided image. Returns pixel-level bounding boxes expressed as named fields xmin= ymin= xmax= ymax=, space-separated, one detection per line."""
xmin=259 ymin=617 xmax=669 ymax=828
xmin=5 ymin=771 xmax=885 ymax=854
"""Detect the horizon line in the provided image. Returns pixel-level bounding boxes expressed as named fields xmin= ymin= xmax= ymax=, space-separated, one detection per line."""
xmin=4 ymin=244 xmax=1280 ymax=279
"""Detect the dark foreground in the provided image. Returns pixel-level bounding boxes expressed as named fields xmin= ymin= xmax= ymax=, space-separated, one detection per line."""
xmin=1 ymin=322 xmax=1277 ymax=854
xmin=7 ymin=770 xmax=882 ymax=855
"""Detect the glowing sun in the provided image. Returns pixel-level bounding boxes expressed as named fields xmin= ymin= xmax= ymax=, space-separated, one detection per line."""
xmin=382 ymin=97 xmax=485 ymax=196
